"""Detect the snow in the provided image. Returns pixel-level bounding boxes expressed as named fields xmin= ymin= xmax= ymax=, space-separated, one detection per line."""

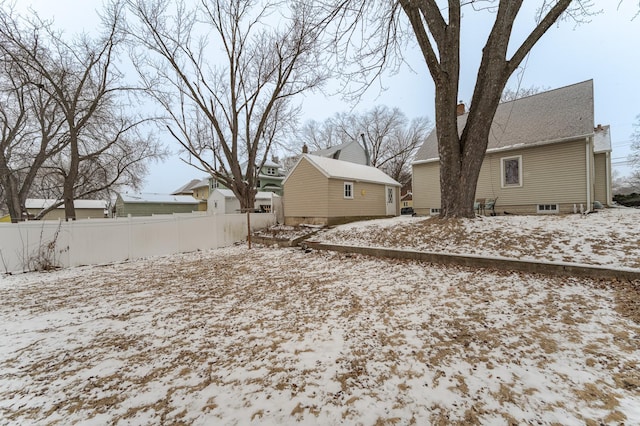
xmin=313 ymin=207 xmax=640 ymax=269
xmin=286 ymin=154 xmax=401 ymax=186
xmin=1 ymin=208 xmax=639 ymax=425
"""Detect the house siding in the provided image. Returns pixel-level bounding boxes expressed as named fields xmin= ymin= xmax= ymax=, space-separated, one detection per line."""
xmin=412 ymin=138 xmax=590 ymax=214
xmin=593 ymin=152 xmax=609 ymax=205
xmin=412 ymin=162 xmax=441 ymax=215
xmin=192 ymin=186 xmax=209 ymax=200
xmin=327 ymin=179 xmax=389 ymax=218
xmin=283 ymin=158 xmax=329 ymax=219
xmin=116 ymin=200 xmax=198 ymax=217
xmin=340 ymin=143 xmax=368 ymax=165
xmin=27 ymin=208 xmax=106 ymax=220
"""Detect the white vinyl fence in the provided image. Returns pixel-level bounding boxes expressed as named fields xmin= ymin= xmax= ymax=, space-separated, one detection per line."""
xmin=0 ymin=212 xmax=276 ymax=274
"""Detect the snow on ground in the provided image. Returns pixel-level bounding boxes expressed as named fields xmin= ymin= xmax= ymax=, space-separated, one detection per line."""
xmin=1 ymin=233 xmax=639 ymax=424
xmin=314 ymin=207 xmax=640 ymax=269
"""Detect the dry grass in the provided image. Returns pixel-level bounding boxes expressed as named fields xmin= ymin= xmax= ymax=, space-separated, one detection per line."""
xmin=1 ymin=245 xmax=639 ymax=425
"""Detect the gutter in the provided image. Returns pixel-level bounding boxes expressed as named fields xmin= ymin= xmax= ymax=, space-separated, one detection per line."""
xmin=585 ymin=138 xmax=591 ymax=213
xmin=606 ymin=151 xmax=613 ymax=206
xmin=412 ymin=132 xmax=595 ymax=166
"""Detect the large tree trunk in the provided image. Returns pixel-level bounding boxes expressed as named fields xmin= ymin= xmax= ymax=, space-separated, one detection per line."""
xmin=400 ymin=0 xmax=574 ymax=219
xmin=1 ymin=174 xmax=23 ymax=223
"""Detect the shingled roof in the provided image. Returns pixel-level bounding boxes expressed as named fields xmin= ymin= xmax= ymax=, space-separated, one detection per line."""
xmin=283 ymin=154 xmax=401 ymax=187
xmin=414 ymin=80 xmax=595 ymax=163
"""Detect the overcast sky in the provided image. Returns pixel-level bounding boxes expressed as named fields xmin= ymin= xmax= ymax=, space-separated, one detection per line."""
xmin=14 ymin=0 xmax=640 ymax=193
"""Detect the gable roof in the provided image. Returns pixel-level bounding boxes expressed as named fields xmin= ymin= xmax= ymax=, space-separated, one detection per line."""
xmin=414 ymin=80 xmax=595 ymax=163
xmin=284 ymin=154 xmax=400 ymax=187
xmin=171 ymin=178 xmax=201 ymax=195
xmin=311 ymin=140 xmax=358 ymax=158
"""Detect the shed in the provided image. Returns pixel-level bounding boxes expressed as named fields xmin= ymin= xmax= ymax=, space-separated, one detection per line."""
xmin=283 ymin=154 xmax=401 ymax=226
xmin=115 ymin=193 xmax=201 ymax=217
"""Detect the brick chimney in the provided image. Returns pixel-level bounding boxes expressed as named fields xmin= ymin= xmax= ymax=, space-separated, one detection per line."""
xmin=302 ymin=143 xmax=308 ymax=154
xmin=456 ymin=102 xmax=465 ymax=116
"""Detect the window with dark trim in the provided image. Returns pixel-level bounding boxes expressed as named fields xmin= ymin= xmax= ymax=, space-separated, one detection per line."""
xmin=501 ymin=155 xmax=523 ymax=187
xmin=344 ymin=182 xmax=353 ymax=199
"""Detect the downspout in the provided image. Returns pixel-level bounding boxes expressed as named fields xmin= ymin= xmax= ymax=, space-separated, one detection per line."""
xmin=585 ymin=138 xmax=592 ymax=213
xmin=605 ymin=151 xmax=612 ymax=206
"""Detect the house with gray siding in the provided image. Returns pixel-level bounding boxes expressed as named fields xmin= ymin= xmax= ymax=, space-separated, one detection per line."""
xmin=310 ymin=139 xmax=370 ymax=166
xmin=115 ymin=193 xmax=201 ymax=217
xmin=412 ymin=80 xmax=613 ymax=215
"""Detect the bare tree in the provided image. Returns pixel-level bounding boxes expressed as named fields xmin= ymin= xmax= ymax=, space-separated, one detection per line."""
xmin=125 ymin=0 xmax=331 ymax=209
xmin=400 ymin=0 xmax=596 ymax=218
xmin=325 ymin=0 xmax=593 ymax=218
xmin=0 ymin=2 xmax=165 ymax=220
xmin=33 ymin=116 xmax=166 ymax=219
xmin=382 ymin=115 xmax=431 ymax=185
xmin=501 ymin=84 xmax=549 ymax=102
xmin=296 ymin=105 xmax=430 ymax=185
xmin=0 ymin=7 xmax=67 ymax=222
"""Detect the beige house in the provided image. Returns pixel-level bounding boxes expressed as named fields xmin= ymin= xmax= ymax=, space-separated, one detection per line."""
xmin=412 ymin=80 xmax=613 ymax=215
xmin=172 ymin=177 xmax=210 ymax=211
xmin=283 ymin=154 xmax=401 ymax=226
xmin=25 ymin=199 xmax=107 ymax=220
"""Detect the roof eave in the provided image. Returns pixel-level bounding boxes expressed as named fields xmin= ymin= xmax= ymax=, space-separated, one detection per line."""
xmin=413 ymin=133 xmax=594 ymax=165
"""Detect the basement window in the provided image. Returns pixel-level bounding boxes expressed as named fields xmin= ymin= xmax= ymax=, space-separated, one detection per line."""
xmin=430 ymin=208 xmax=440 ymax=216
xmin=344 ymin=182 xmax=354 ymax=199
xmin=537 ymin=204 xmax=559 ymax=214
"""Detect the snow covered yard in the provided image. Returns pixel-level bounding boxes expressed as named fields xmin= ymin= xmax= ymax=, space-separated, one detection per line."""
xmin=1 ymin=242 xmax=639 ymax=424
xmin=315 ymin=207 xmax=640 ymax=270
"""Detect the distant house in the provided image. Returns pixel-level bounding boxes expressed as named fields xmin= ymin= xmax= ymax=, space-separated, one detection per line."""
xmin=115 ymin=193 xmax=201 ymax=217
xmin=208 ymin=188 xmax=283 ymax=223
xmin=25 ymin=199 xmax=107 ymax=220
xmin=171 ymin=177 xmax=210 ymax=210
xmin=401 ymin=192 xmax=413 ymax=210
xmin=171 ymin=178 xmax=201 ymax=196
xmin=255 ymin=158 xmax=286 ymax=196
xmin=412 ymin=80 xmax=613 ymax=215
xmin=310 ymin=139 xmax=370 ymax=166
xmin=283 ymin=154 xmax=400 ymax=226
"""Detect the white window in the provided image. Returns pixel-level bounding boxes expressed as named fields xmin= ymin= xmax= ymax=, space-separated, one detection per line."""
xmin=266 ymin=167 xmax=277 ymax=176
xmin=344 ymin=182 xmax=354 ymax=199
xmin=537 ymin=204 xmax=559 ymax=214
xmin=501 ymin=155 xmax=523 ymax=188
xmin=387 ymin=188 xmax=393 ymax=203
xmin=430 ymin=208 xmax=440 ymax=216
